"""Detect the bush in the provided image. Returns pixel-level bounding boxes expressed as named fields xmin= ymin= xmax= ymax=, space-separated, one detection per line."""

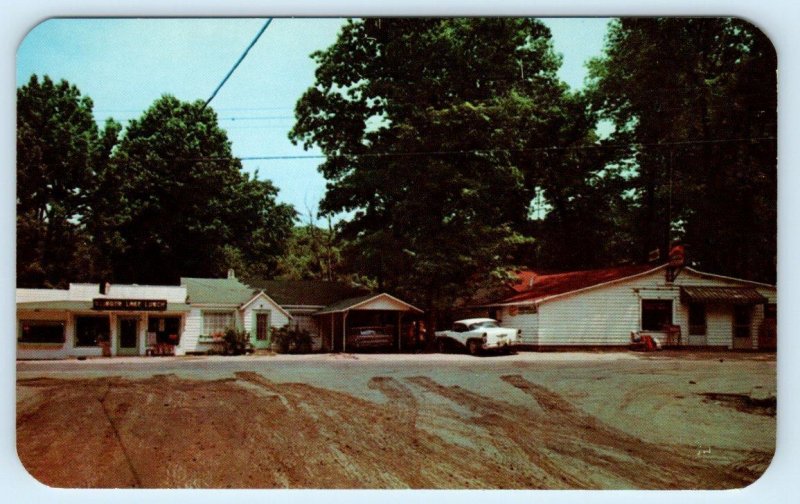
xmin=222 ymin=328 xmax=253 ymax=355
xmin=271 ymin=325 xmax=313 ymax=354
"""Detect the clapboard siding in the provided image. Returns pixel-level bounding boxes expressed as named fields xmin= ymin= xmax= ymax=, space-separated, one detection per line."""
xmin=179 ymin=308 xmax=204 ymax=353
xmin=532 ymin=268 xmax=776 ymax=348
xmin=497 ymin=307 xmax=538 ymax=345
xmin=539 ymin=279 xmax=642 ymax=345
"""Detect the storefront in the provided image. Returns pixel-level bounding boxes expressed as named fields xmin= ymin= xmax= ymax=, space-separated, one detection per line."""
xmin=17 ymin=284 xmax=190 ymax=359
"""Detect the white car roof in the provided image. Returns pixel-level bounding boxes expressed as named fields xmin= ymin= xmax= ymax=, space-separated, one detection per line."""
xmin=455 ymin=318 xmax=497 ymax=325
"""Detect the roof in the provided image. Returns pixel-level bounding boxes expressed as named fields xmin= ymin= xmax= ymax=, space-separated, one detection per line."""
xmin=246 ymin=279 xmax=370 ymax=306
xmin=680 ymin=286 xmax=767 ymax=304
xmin=17 ymin=300 xmax=192 ymax=312
xmin=456 ymin=318 xmax=497 ymax=325
xmin=181 ymin=277 xmax=255 ymax=305
xmin=494 ymin=263 xmax=663 ymax=305
xmin=314 ymin=293 xmax=424 ymax=315
xmin=240 ymin=291 xmax=293 ymax=319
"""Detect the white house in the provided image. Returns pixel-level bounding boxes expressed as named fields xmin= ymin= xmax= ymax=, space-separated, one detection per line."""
xmin=16 ymin=271 xmax=423 ymax=359
xmin=180 ymin=273 xmax=292 ymax=354
xmin=481 ymin=263 xmax=777 ymax=350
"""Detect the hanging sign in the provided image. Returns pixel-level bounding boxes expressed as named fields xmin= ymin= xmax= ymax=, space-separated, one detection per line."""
xmin=93 ymin=298 xmax=168 ymax=311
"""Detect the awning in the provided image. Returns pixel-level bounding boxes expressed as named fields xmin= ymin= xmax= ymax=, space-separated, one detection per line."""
xmin=680 ymin=286 xmax=767 ymax=305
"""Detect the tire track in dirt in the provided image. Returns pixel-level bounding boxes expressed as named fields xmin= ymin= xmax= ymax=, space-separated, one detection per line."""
xmin=500 ymin=374 xmax=761 ymax=489
xmin=235 ymin=372 xmax=522 ymax=488
xmin=17 ymin=373 xmax=770 ymax=489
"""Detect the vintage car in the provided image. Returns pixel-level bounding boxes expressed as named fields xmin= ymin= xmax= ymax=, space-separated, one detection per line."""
xmin=346 ymin=326 xmax=395 ymax=351
xmin=434 ymin=318 xmax=521 ymax=355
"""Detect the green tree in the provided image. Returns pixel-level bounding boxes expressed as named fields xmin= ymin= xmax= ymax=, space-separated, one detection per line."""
xmin=276 ymin=221 xmax=343 ymax=281
xmin=16 ymin=75 xmax=117 ymax=287
xmin=93 ymin=95 xmax=295 ymax=284
xmin=290 ymin=18 xmax=588 ymax=317
xmin=587 ymin=18 xmax=777 ymax=282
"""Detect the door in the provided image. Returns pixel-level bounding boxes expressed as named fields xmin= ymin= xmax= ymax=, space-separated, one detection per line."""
xmin=118 ymin=318 xmax=139 ymax=356
xmin=732 ymin=305 xmax=753 ymax=350
xmin=252 ymin=311 xmax=271 ymax=349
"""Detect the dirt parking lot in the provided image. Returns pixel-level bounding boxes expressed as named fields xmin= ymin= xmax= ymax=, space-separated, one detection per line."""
xmin=16 ymin=351 xmax=776 ymax=489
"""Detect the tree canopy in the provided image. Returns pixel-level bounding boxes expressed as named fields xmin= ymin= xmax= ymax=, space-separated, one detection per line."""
xmin=290 ymin=18 xmax=598 ymax=311
xmin=587 ymin=18 xmax=777 ymax=282
xmin=89 ymin=95 xmax=295 ymax=284
xmin=17 ymin=79 xmax=296 ymax=286
xmin=16 ymin=75 xmax=119 ymax=287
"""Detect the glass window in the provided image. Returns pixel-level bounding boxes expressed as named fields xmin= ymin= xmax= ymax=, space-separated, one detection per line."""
xmin=19 ymin=320 xmax=65 ymax=344
xmin=688 ymin=303 xmax=707 ymax=335
xmin=148 ymin=316 xmax=181 ymax=344
xmin=75 ymin=316 xmax=110 ymax=347
xmin=641 ymin=300 xmax=673 ymax=331
xmin=203 ymin=312 xmax=235 ymax=336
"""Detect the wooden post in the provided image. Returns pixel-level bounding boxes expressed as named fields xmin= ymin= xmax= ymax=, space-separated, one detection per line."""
xmin=330 ymin=313 xmax=334 ymax=352
xmin=397 ymin=312 xmax=402 ymax=352
xmin=343 ymin=311 xmax=348 ymax=353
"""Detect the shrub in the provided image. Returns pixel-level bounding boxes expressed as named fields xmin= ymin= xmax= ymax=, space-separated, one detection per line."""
xmin=271 ymin=325 xmax=313 ymax=354
xmin=222 ymin=328 xmax=252 ymax=355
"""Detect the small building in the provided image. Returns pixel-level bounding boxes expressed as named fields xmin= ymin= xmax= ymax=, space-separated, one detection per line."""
xmin=16 ymin=272 xmax=424 ymax=358
xmin=16 ymin=283 xmax=191 ymax=359
xmin=180 ymin=274 xmax=292 ymax=354
xmin=480 ymin=263 xmax=777 ymax=350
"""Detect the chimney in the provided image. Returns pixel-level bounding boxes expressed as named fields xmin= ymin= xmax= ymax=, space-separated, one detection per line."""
xmin=227 ymin=269 xmax=236 ymax=279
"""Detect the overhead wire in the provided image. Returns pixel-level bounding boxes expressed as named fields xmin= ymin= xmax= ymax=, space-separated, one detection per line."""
xmin=177 ymin=135 xmax=776 ymax=163
xmin=202 ymin=18 xmax=273 ymax=110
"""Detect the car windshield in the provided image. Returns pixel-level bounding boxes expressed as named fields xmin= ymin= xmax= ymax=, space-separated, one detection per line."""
xmin=469 ymin=320 xmax=499 ymax=330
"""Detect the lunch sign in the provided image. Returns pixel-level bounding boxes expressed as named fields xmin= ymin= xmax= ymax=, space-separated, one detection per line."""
xmin=92 ymin=298 xmax=168 ymax=311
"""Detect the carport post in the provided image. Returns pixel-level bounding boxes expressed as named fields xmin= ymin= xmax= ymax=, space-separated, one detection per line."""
xmin=330 ymin=313 xmax=334 ymax=352
xmin=343 ymin=311 xmax=348 ymax=353
xmin=398 ymin=312 xmax=402 ymax=352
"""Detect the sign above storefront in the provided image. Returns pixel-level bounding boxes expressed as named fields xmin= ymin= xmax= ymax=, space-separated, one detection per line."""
xmin=92 ymin=298 xmax=168 ymax=311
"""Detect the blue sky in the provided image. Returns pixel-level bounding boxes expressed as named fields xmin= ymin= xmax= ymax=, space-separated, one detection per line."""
xmin=17 ymin=17 xmax=610 ymax=223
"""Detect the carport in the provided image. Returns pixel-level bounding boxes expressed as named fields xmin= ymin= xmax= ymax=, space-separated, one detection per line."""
xmin=314 ymin=293 xmax=423 ymax=352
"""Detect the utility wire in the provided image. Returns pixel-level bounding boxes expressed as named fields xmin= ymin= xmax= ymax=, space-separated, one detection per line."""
xmin=178 ymin=135 xmax=776 ymax=163
xmin=202 ymin=18 xmax=273 ymax=110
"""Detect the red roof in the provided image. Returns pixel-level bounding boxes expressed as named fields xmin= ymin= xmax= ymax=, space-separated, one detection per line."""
xmin=500 ymin=263 xmax=663 ymax=304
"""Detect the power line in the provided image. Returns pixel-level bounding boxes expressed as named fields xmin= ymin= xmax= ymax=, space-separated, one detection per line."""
xmin=178 ymin=135 xmax=776 ymax=163
xmin=202 ymin=18 xmax=273 ymax=110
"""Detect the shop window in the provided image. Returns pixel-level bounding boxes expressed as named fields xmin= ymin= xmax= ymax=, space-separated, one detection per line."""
xmin=688 ymin=303 xmax=707 ymax=335
xmin=18 ymin=320 xmax=65 ymax=344
xmin=75 ymin=316 xmax=110 ymax=347
xmin=148 ymin=316 xmax=181 ymax=344
xmin=641 ymin=300 xmax=673 ymax=331
xmin=203 ymin=312 xmax=235 ymax=336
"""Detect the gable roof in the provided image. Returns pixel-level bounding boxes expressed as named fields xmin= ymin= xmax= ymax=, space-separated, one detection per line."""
xmin=246 ymin=279 xmax=370 ymax=306
xmin=314 ymin=293 xmax=424 ymax=314
xmin=181 ymin=277 xmax=255 ymax=305
xmin=240 ymin=291 xmax=293 ymax=319
xmin=492 ymin=263 xmax=664 ymax=305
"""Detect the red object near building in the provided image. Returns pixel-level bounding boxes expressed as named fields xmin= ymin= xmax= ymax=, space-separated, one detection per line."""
xmin=669 ymin=244 xmax=685 ymax=267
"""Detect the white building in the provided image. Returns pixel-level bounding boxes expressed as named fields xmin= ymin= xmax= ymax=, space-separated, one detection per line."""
xmin=16 ymin=282 xmax=190 ymax=359
xmin=16 ymin=271 xmax=422 ymax=359
xmin=481 ymin=263 xmax=777 ymax=350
